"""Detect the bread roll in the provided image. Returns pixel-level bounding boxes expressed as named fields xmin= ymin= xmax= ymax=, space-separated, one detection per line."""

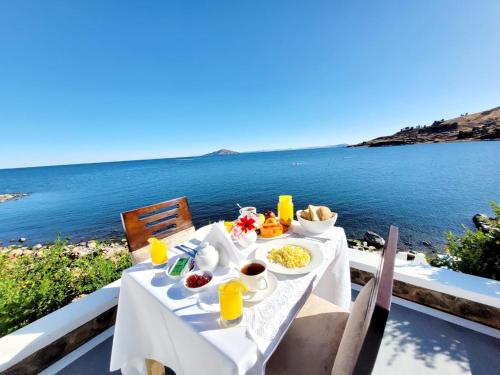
xmin=300 ymin=210 xmax=311 ymax=220
xmin=318 ymin=206 xmax=332 ymax=221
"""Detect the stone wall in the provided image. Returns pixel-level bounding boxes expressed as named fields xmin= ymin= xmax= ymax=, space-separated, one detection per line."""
xmin=1 ymin=307 xmax=116 ymax=375
xmin=351 ymin=267 xmax=500 ymax=330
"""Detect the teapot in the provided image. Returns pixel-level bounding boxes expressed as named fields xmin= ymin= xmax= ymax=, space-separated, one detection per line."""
xmin=195 ymin=242 xmax=219 ymax=272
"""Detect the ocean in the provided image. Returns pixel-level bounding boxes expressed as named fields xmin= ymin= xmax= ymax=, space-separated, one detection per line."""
xmin=1 ymin=141 xmax=499 ymax=251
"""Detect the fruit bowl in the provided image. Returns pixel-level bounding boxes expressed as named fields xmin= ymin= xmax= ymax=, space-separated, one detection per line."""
xmin=297 ymin=210 xmax=337 ymax=234
xmin=183 ymin=270 xmax=214 ymax=292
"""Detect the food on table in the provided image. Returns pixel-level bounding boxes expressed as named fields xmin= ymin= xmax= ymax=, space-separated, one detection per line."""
xmin=258 ymin=213 xmax=265 ymax=226
xmin=259 ymin=211 xmax=289 ymax=238
xmin=277 ymin=195 xmax=294 ymax=226
xmin=267 ymin=245 xmax=311 ymax=268
xmin=264 ymin=210 xmax=276 ymax=219
xmin=186 ymin=273 xmax=212 ymax=288
xmin=168 ymin=257 xmax=194 ymax=278
xmin=224 ymin=221 xmax=234 ymax=233
xmin=300 ymin=205 xmax=335 ymax=221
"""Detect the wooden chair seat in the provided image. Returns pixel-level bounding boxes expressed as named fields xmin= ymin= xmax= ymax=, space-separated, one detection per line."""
xmin=268 ymin=225 xmax=398 ymax=375
xmin=266 ymin=294 xmax=350 ymax=375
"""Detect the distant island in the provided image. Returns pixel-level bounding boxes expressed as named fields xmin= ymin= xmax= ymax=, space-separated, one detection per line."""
xmin=351 ymin=106 xmax=500 ymax=147
xmin=202 ymin=149 xmax=239 ymax=156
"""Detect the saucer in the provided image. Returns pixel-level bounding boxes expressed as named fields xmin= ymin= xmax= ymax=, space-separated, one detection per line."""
xmin=243 ymin=272 xmax=278 ymax=307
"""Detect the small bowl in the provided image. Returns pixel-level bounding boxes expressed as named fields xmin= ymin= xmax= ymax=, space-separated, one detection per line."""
xmin=297 ymin=210 xmax=337 ymax=234
xmin=183 ymin=270 xmax=214 ymax=292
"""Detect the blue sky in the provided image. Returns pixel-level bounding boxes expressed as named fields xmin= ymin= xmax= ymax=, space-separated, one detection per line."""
xmin=1 ymin=0 xmax=499 ymax=168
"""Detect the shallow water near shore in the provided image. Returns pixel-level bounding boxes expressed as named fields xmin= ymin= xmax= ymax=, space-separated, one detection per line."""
xmin=0 ymin=141 xmax=499 ymax=251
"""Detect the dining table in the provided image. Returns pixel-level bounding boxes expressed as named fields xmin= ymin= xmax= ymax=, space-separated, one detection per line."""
xmin=110 ymin=221 xmax=351 ymax=375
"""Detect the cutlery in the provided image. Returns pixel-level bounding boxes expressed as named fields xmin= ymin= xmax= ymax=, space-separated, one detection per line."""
xmin=175 ymin=245 xmax=197 ymax=257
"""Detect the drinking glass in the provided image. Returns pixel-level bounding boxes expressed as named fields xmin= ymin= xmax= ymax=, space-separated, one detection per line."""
xmin=219 ymin=279 xmax=248 ymax=327
xmin=148 ymin=237 xmax=168 ymax=266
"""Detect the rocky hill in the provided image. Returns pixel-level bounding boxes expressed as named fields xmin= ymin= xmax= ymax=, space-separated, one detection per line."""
xmin=202 ymin=149 xmax=239 ymax=156
xmin=351 ymin=106 xmax=500 ymax=147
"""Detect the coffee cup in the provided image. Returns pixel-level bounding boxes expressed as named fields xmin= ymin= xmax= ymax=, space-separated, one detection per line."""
xmin=239 ymin=207 xmax=257 ymax=217
xmin=239 ymin=259 xmax=268 ymax=292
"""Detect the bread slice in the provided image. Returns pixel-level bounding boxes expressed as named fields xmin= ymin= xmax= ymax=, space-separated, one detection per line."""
xmin=308 ymin=205 xmax=320 ymax=221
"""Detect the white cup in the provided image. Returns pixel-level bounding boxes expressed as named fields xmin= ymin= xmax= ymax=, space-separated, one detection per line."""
xmin=239 ymin=259 xmax=268 ymax=292
xmin=239 ymin=207 xmax=257 ymax=217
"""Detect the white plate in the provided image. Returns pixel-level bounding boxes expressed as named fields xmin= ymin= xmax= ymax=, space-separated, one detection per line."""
xmin=243 ymin=272 xmax=278 ymax=306
xmin=258 ymin=231 xmax=292 ymax=241
xmin=255 ymin=238 xmax=325 ymax=275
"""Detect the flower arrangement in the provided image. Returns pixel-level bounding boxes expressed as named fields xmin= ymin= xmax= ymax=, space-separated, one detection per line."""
xmin=232 ymin=212 xmax=258 ymax=247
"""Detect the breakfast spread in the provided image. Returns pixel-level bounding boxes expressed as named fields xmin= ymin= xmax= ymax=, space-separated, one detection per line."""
xmin=168 ymin=257 xmax=195 ymax=279
xmin=186 ymin=273 xmax=212 ymax=288
xmin=299 ymin=204 xmax=335 ymax=221
xmin=259 ymin=211 xmax=289 ymax=238
xmin=267 ymin=245 xmax=311 ymax=268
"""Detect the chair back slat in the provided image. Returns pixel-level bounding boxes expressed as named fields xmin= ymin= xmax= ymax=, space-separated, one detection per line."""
xmin=121 ymin=197 xmax=194 ymax=251
xmin=331 ymin=225 xmax=398 ymax=375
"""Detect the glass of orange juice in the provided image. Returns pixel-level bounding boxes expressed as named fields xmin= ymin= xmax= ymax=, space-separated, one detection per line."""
xmin=148 ymin=237 xmax=168 ymax=266
xmin=219 ymin=279 xmax=248 ymax=327
xmin=278 ymin=195 xmax=294 ymax=226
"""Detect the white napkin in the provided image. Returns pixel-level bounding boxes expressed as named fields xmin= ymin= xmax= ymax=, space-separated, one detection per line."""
xmin=202 ymin=222 xmax=246 ymax=267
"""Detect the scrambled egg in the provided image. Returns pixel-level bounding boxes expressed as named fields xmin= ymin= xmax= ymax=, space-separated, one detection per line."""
xmin=267 ymin=245 xmax=311 ymax=268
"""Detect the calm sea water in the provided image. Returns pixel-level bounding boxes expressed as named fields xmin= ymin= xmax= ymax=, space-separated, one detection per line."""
xmin=1 ymin=142 xmax=499 ymax=251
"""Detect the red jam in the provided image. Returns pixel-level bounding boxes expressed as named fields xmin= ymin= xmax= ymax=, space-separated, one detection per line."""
xmin=186 ymin=274 xmax=212 ymax=288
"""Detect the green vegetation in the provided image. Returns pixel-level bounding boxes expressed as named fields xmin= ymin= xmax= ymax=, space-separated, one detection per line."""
xmin=0 ymin=238 xmax=132 ymax=337
xmin=429 ymin=201 xmax=500 ymax=280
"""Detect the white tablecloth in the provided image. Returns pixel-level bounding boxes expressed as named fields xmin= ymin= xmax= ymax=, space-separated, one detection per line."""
xmin=110 ymin=224 xmax=351 ymax=375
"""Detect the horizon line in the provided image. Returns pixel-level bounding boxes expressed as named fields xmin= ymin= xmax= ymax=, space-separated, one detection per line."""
xmin=0 ymin=143 xmax=350 ymax=171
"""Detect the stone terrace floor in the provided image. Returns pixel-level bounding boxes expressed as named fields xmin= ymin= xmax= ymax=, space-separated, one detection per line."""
xmin=54 ymin=290 xmax=500 ymax=375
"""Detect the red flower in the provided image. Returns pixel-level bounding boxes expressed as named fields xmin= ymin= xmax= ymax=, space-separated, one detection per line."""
xmin=237 ymin=216 xmax=256 ymax=233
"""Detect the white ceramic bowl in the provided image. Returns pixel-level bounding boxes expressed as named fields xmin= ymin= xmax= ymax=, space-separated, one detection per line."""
xmin=296 ymin=210 xmax=337 ymax=234
xmin=183 ymin=270 xmax=214 ymax=292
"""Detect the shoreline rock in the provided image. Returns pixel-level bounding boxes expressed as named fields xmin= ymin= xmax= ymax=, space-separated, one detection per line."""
xmin=363 ymin=231 xmax=386 ymax=248
xmin=0 ymin=193 xmax=28 ymax=203
xmin=472 ymin=213 xmax=493 ymax=233
xmin=0 ymin=238 xmax=129 ymax=259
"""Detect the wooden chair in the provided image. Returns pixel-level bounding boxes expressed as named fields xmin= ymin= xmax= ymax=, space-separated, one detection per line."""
xmin=266 ymin=225 xmax=398 ymax=375
xmin=121 ymin=197 xmax=196 ymax=375
xmin=121 ymin=196 xmax=196 ymax=264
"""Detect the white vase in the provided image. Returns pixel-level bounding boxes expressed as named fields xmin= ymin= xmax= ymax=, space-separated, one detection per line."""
xmin=237 ymin=230 xmax=257 ymax=248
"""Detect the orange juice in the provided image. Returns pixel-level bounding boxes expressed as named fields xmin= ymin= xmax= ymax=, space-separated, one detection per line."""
xmin=148 ymin=237 xmax=168 ymax=265
xmin=219 ymin=280 xmax=248 ymax=326
xmin=278 ymin=195 xmax=294 ymax=226
xmin=224 ymin=221 xmax=234 ymax=233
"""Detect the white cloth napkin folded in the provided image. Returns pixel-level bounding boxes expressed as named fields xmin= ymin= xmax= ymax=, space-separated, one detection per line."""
xmin=202 ymin=222 xmax=247 ymax=266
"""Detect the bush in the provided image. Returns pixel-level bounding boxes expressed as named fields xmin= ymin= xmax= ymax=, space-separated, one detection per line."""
xmin=429 ymin=202 xmax=500 ymax=280
xmin=0 ymin=239 xmax=132 ymax=337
